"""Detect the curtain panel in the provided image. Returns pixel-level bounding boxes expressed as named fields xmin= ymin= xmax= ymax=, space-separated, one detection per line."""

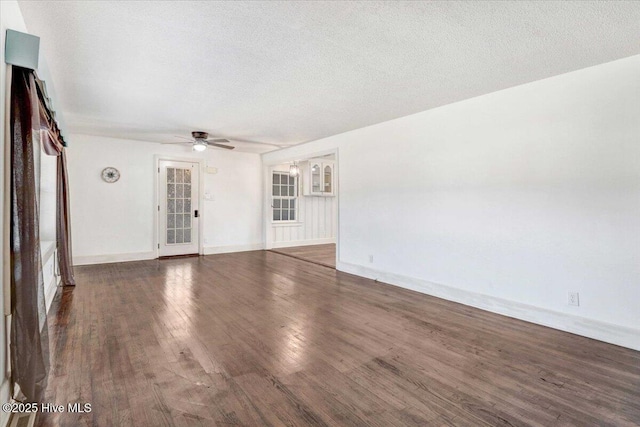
xmin=33 ymin=72 xmax=75 ymax=287
xmin=9 ymin=66 xmax=50 ymax=403
xmin=56 ymin=150 xmax=75 ymax=286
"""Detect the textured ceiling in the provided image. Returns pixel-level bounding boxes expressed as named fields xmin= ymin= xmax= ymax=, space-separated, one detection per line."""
xmin=18 ymin=1 xmax=640 ymax=153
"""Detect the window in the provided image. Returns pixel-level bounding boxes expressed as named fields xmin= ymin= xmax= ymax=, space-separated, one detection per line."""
xmin=272 ymin=171 xmax=297 ymax=221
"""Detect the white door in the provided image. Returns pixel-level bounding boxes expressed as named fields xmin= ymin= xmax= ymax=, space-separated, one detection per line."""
xmin=158 ymin=160 xmax=200 ymax=257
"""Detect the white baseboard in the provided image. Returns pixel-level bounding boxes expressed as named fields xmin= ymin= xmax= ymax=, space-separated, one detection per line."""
xmin=272 ymin=237 xmax=336 ymax=249
xmin=74 ymin=243 xmax=269 ymax=264
xmin=203 ymin=243 xmax=264 ymax=255
xmin=337 ymin=261 xmax=640 ymax=351
xmin=73 ymin=251 xmax=156 ymax=266
xmin=44 ymin=275 xmax=58 ymax=313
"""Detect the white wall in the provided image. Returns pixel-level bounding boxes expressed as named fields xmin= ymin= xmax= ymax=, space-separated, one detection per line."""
xmin=39 ymin=153 xmax=57 ymax=241
xmin=67 ymin=134 xmax=263 ymax=264
xmin=39 ymin=151 xmax=59 ymax=314
xmin=269 ymin=163 xmax=336 ymax=248
xmin=263 ymin=55 xmax=640 ymax=350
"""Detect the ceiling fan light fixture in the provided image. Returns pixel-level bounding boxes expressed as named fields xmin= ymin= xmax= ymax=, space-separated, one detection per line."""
xmin=193 ymin=141 xmax=207 ymax=152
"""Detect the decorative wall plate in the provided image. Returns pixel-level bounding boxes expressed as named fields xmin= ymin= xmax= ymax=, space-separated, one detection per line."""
xmin=101 ymin=167 xmax=120 ymax=183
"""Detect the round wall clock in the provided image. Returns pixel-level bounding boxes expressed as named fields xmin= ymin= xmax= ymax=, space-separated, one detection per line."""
xmin=101 ymin=167 xmax=121 ymax=183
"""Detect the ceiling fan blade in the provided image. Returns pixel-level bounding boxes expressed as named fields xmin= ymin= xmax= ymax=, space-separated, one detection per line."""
xmin=161 ymin=141 xmax=190 ymax=145
xmin=208 ymin=142 xmax=235 ymax=150
xmin=230 ymin=138 xmax=286 ymax=148
xmin=207 ymin=138 xmax=230 ymax=143
xmin=173 ymin=135 xmax=194 ymax=141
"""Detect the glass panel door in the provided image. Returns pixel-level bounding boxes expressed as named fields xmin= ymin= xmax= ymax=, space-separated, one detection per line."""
xmin=159 ymin=160 xmax=199 ymax=256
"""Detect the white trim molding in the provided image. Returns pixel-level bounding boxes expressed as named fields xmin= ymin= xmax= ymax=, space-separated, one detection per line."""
xmin=203 ymin=243 xmax=264 ymax=255
xmin=44 ymin=275 xmax=58 ymax=313
xmin=271 ymin=221 xmax=304 ymax=228
xmin=272 ymin=237 xmax=335 ymax=249
xmin=337 ymin=261 xmax=640 ymax=351
xmin=73 ymin=251 xmax=156 ymax=266
xmin=73 ymin=244 xmax=270 ymax=265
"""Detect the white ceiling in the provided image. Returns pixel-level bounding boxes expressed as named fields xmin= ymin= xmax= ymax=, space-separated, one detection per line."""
xmin=18 ymin=1 xmax=640 ymax=153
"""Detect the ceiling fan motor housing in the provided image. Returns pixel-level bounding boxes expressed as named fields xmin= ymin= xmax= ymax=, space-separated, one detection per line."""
xmin=192 ymin=131 xmax=209 ymax=140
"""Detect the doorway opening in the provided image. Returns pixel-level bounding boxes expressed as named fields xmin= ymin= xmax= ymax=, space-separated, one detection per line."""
xmin=264 ymin=152 xmax=338 ymax=269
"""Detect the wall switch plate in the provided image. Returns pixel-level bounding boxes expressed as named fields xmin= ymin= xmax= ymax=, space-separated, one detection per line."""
xmin=369 ymin=255 xmax=374 ymax=263
xmin=568 ymin=292 xmax=580 ymax=306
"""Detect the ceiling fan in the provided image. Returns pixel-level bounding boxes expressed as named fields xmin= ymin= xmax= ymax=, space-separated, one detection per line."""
xmin=162 ymin=131 xmax=235 ymax=151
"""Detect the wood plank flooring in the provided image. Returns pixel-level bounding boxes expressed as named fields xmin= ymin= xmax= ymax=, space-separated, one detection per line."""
xmin=38 ymin=250 xmax=640 ymax=426
xmin=269 ymin=244 xmax=336 ymax=268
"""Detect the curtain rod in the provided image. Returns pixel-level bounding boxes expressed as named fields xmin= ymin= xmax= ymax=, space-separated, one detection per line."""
xmin=5 ymin=29 xmax=67 ymax=146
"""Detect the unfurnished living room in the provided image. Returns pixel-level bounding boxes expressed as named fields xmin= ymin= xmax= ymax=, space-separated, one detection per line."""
xmin=1 ymin=1 xmax=639 ymax=426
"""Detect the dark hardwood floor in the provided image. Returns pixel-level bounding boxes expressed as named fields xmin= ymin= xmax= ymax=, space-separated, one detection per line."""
xmin=39 ymin=251 xmax=640 ymax=426
xmin=269 ymin=243 xmax=336 ymax=268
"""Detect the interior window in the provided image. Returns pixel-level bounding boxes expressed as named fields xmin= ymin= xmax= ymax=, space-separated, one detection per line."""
xmin=272 ymin=171 xmax=297 ymax=221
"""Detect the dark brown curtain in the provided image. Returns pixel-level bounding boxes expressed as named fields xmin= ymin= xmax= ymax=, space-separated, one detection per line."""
xmin=10 ymin=66 xmax=50 ymax=402
xmin=56 ymin=151 xmax=75 ymax=286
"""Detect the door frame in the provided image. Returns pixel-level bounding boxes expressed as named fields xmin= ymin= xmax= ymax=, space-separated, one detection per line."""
xmin=154 ymin=155 xmax=205 ymax=258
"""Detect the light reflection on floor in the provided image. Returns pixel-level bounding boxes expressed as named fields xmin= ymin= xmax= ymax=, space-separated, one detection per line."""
xmin=161 ymin=262 xmax=194 ymax=340
xmin=262 ymin=268 xmax=311 ymax=373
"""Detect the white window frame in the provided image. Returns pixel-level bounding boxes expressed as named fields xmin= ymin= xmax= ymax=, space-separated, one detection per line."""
xmin=272 ymin=171 xmax=298 ymax=223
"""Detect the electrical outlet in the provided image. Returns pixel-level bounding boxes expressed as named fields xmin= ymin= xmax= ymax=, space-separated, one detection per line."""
xmin=368 ymin=255 xmax=374 ymax=263
xmin=568 ymin=292 xmax=580 ymax=306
